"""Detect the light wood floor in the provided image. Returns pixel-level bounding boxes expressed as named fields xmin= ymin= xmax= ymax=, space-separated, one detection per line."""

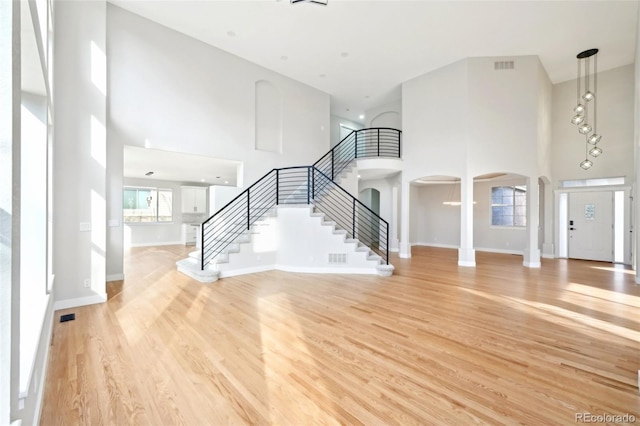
xmin=41 ymin=245 xmax=640 ymax=425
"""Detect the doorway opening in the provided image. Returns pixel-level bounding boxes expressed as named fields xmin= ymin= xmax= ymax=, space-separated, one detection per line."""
xmin=558 ymin=189 xmax=628 ymax=263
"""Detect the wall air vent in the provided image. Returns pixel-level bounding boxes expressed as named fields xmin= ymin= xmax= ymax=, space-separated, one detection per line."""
xmin=328 ymin=253 xmax=347 ymax=264
xmin=494 ymin=61 xmax=515 ymax=70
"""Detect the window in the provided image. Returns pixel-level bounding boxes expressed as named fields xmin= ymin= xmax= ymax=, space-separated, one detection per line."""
xmin=560 ymin=176 xmax=624 ymax=188
xmin=491 ymin=185 xmax=526 ymax=227
xmin=123 ymin=186 xmax=172 ymax=223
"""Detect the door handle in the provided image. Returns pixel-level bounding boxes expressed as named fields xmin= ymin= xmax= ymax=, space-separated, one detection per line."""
xmin=569 ymin=227 xmax=576 ymax=230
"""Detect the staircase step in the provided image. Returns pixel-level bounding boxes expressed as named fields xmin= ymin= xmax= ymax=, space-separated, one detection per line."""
xmin=176 ymin=258 xmax=220 ymax=283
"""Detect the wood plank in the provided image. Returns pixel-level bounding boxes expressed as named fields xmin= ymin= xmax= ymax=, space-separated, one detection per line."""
xmin=40 ymin=245 xmax=640 ymax=425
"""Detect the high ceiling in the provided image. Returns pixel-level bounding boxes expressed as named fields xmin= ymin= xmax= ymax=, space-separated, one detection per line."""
xmin=111 ymin=0 xmax=638 ymax=185
xmin=110 ymin=0 xmax=638 ymax=124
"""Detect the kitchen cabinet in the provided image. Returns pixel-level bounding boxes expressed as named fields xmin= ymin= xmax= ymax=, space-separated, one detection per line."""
xmin=182 ymin=223 xmax=200 ymax=246
xmin=181 ymin=186 xmax=208 ymax=214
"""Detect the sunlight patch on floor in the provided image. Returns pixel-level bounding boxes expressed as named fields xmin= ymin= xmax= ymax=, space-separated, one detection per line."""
xmin=257 ymin=293 xmax=338 ymax=424
xmin=459 ymin=287 xmax=640 ymax=343
xmin=565 ymin=282 xmax=640 ymax=307
xmin=115 ymin=272 xmax=184 ymax=344
xmin=588 ymin=265 xmax=634 ymax=275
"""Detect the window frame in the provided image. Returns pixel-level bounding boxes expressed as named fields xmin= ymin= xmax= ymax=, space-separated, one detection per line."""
xmin=490 ymin=185 xmax=527 ymax=228
xmin=123 ymin=186 xmax=173 ymax=224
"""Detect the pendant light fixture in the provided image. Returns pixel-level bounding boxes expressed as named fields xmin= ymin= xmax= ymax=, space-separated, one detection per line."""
xmin=572 ymin=49 xmax=602 ymax=170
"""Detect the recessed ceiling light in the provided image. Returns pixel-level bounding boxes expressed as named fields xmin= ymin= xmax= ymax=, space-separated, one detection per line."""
xmin=340 ymin=52 xmax=349 ymax=58
xmin=216 ymin=176 xmax=221 ymax=179
xmin=225 ymin=181 xmax=229 ymax=184
xmin=281 ymin=55 xmax=288 ymax=60
xmin=226 ymin=30 xmax=236 ymax=37
xmin=201 ymin=179 xmax=205 ymax=182
xmin=359 ymin=114 xmax=365 ymax=120
xmin=357 ymin=175 xmax=361 ymax=178
xmin=364 ymin=95 xmax=370 ymax=99
xmin=346 ymin=108 xmax=350 ymax=112
xmin=319 ymin=73 xmax=326 ymax=78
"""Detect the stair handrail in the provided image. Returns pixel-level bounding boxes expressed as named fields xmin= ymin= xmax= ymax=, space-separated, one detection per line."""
xmin=313 ymin=127 xmax=402 ymax=180
xmin=200 ymin=127 xmax=401 ymax=270
xmin=311 ymin=166 xmax=389 ymax=264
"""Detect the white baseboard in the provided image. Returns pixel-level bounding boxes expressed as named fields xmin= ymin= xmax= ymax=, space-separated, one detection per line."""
xmin=106 ymin=273 xmax=124 ymax=282
xmin=411 ymin=243 xmax=523 ymax=256
xmin=127 ymin=240 xmax=183 ymax=248
xmin=412 ymin=242 xmax=458 ymax=249
xmin=32 ymin=298 xmax=55 ymax=426
xmin=218 ymin=263 xmax=380 ymax=278
xmin=54 ymin=293 xmax=107 ymax=311
xmin=475 ymin=247 xmax=523 ymax=256
xmin=276 ymin=265 xmax=378 ymax=275
xmin=219 ymin=264 xmax=275 ymax=278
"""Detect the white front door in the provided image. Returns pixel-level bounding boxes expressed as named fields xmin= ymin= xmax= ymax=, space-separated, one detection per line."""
xmin=568 ymin=191 xmax=613 ymax=262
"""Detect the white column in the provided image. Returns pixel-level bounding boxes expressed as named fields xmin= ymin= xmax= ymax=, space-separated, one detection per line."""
xmin=523 ymin=176 xmax=541 ymax=268
xmin=390 ymin=184 xmax=399 ymax=252
xmin=458 ymin=174 xmax=475 ymax=266
xmin=399 ymin=178 xmax=411 ymax=258
xmin=541 ymin=179 xmax=555 ymax=258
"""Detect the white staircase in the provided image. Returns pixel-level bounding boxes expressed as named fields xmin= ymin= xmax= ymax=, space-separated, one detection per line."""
xmin=176 ymin=205 xmax=393 ymax=282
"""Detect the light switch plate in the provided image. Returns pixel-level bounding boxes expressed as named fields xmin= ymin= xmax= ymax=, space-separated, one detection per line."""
xmin=79 ymin=222 xmax=91 ymax=232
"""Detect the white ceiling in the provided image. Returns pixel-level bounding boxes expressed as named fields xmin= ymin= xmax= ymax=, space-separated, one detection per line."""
xmin=110 ymin=0 xmax=639 ymax=124
xmin=124 ymin=146 xmax=240 ymax=185
xmin=113 ymin=0 xmax=637 ymax=185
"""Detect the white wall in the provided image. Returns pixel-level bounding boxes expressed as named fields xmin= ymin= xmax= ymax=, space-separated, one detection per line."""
xmin=473 ymin=179 xmax=528 ymax=254
xmin=54 ymin=0 xmax=108 ymax=307
xmin=123 ymin=178 xmax=209 ymax=247
xmin=410 ymin=184 xmax=461 ymax=247
xmin=366 ymin=99 xmax=402 ymax=130
xmin=330 ymin=114 xmax=362 ymax=147
xmin=106 ymin=4 xmax=330 ymax=282
xmin=410 ymin=178 xmax=528 ymax=253
xmin=216 ymin=206 xmax=381 ymax=276
xmin=467 ymin=56 xmax=540 ymax=178
xmin=552 ymin=65 xmax=635 ymax=184
xmin=403 ymin=56 xmax=544 ymax=180
xmin=402 ymin=59 xmax=469 ymax=181
xmin=359 ymin=177 xmax=394 ymax=231
xmin=107 ymin=5 xmax=329 ymax=186
xmin=402 ymin=56 xmax=546 ymax=262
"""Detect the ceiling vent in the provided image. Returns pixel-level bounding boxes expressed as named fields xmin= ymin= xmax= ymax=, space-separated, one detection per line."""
xmin=494 ymin=61 xmax=515 ymax=70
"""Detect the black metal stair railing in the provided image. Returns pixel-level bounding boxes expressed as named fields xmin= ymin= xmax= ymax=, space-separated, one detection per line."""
xmin=311 ymin=168 xmax=389 ymax=263
xmin=314 ymin=127 xmax=401 ymax=180
xmin=200 ymin=127 xmax=401 ymax=271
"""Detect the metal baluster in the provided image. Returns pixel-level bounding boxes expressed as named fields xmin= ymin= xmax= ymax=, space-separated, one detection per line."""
xmin=352 ymin=198 xmax=356 ymax=239
xmin=331 ymin=150 xmax=334 ymax=180
xmin=355 ymin=131 xmax=358 ymax=159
